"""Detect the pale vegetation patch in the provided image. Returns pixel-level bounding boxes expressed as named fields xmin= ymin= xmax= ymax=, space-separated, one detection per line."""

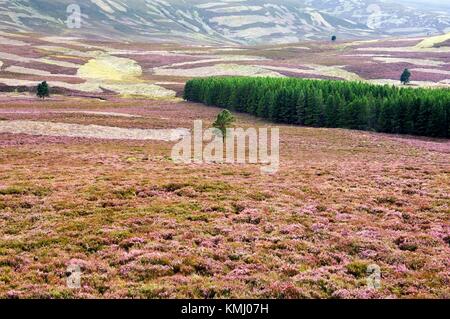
xmin=36 ymin=45 xmax=104 ymax=58
xmin=75 ymin=54 xmax=176 ymax=98
xmin=207 ymin=5 xmax=263 ymax=13
xmin=4 ymin=66 xmax=75 ymax=77
xmin=368 ymin=78 xmax=450 ymax=88
xmin=346 ymin=39 xmax=381 ymax=46
xmin=0 ymin=120 xmax=189 ymax=141
xmin=253 ymin=65 xmax=311 ymax=74
xmin=91 ymin=0 xmax=115 ymax=14
xmin=415 ymin=32 xmax=450 ymax=48
xmin=0 ymin=36 xmax=28 ymax=46
xmin=0 ymin=78 xmax=103 ymax=93
xmin=254 ymin=64 xmax=362 ymax=80
xmin=37 ymin=58 xmax=81 ymax=69
xmin=160 ymin=55 xmax=267 ymax=69
xmin=0 ymin=110 xmax=142 ymax=118
xmin=210 ymin=15 xmax=275 ymax=28
xmin=344 ymin=54 xmax=392 ymax=57
xmin=0 ymin=31 xmax=28 ymax=38
xmin=0 ymin=52 xmax=80 ymax=68
xmin=411 ymin=68 xmax=450 ymax=76
xmin=372 ymin=57 xmax=446 ymax=67
xmin=0 ymin=77 xmax=176 ymax=98
xmin=155 ymin=81 xmax=185 ymax=85
xmin=265 ymin=46 xmax=310 ymax=51
xmin=304 ymin=64 xmax=363 ymax=81
xmin=0 ymin=52 xmax=32 ymax=63
xmin=100 ymin=83 xmax=177 ymax=99
xmin=153 ymin=63 xmax=284 ymax=77
xmin=232 ymin=26 xmax=293 ymax=38
xmin=357 ymin=46 xmax=450 ymax=53
xmin=77 ymin=55 xmax=142 ymax=81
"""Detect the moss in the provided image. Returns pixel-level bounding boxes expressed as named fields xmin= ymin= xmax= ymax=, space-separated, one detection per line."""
xmin=0 ymin=237 xmax=70 ymax=252
xmin=114 ymin=187 xmax=137 ymax=199
xmin=249 ymin=191 xmax=271 ymax=201
xmin=375 ymin=196 xmax=398 ymax=205
xmin=0 ymin=271 xmax=12 ymax=284
xmin=49 ymin=289 xmax=75 ymax=299
xmin=147 ymin=202 xmax=202 ymax=217
xmin=79 ymin=237 xmax=106 ymax=253
xmin=140 ymin=256 xmax=171 ymax=266
xmin=186 ymin=214 xmax=209 ymax=222
xmin=109 ymin=230 xmax=132 ymax=244
xmin=163 ymin=183 xmax=189 ymax=192
xmin=30 ymin=186 xmax=52 ymax=197
xmin=194 ymin=181 xmax=231 ymax=193
xmin=0 ymin=186 xmax=27 ymax=195
xmin=346 ymin=261 xmax=369 ymax=278
xmin=139 ymin=284 xmax=164 ymax=299
xmin=399 ymin=243 xmax=418 ymax=252
xmin=209 ymin=205 xmax=227 ymax=213
xmin=0 ymin=185 xmax=51 ymax=197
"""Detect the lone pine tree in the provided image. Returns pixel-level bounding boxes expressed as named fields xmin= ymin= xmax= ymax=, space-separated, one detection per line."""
xmin=401 ymin=69 xmax=411 ymax=85
xmin=37 ymin=81 xmax=50 ymax=99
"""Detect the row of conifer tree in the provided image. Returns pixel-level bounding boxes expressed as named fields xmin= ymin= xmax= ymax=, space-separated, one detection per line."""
xmin=184 ymin=77 xmax=449 ymax=138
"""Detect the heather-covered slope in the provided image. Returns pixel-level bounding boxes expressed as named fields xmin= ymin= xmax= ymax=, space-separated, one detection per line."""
xmin=0 ymin=31 xmax=449 ymax=100
xmin=0 ymin=98 xmax=449 ymax=298
xmin=0 ymin=0 xmax=450 ymax=44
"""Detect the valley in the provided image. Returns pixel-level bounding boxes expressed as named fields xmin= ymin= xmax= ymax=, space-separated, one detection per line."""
xmin=0 ymin=1 xmax=449 ymax=300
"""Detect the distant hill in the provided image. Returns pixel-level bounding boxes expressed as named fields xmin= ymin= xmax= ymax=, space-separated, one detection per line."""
xmin=0 ymin=0 xmax=449 ymax=44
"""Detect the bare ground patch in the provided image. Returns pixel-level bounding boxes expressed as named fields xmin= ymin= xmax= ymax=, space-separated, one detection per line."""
xmin=0 ymin=120 xmax=189 ymax=141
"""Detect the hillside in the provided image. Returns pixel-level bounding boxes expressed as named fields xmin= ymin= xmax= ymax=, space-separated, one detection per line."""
xmin=0 ymin=30 xmax=449 ymax=100
xmin=0 ymin=0 xmax=450 ymax=44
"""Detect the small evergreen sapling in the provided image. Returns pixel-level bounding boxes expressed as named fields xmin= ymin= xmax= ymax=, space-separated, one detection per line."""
xmin=213 ymin=110 xmax=235 ymax=141
xmin=400 ymin=69 xmax=411 ymax=85
xmin=37 ymin=81 xmax=50 ymax=99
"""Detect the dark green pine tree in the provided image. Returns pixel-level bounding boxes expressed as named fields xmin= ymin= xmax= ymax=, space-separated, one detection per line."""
xmin=267 ymin=91 xmax=278 ymax=121
xmin=426 ymin=102 xmax=446 ymax=137
xmin=400 ymin=69 xmax=411 ymax=85
xmin=305 ymin=89 xmax=320 ymax=126
xmin=37 ymin=81 xmax=50 ymax=99
xmin=183 ymin=80 xmax=192 ymax=101
xmin=295 ymin=92 xmax=306 ymax=125
xmin=256 ymin=91 xmax=270 ymax=119
xmin=304 ymin=90 xmax=313 ymax=126
xmin=217 ymin=83 xmax=231 ymax=109
xmin=276 ymin=88 xmax=297 ymax=124
xmin=324 ymin=95 xmax=337 ymax=127
xmin=415 ymin=99 xmax=431 ymax=136
xmin=227 ymin=89 xmax=238 ymax=111
xmin=312 ymin=90 xmax=325 ymax=127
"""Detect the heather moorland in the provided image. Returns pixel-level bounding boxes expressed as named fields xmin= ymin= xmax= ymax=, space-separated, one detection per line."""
xmin=0 ymin=29 xmax=449 ymax=299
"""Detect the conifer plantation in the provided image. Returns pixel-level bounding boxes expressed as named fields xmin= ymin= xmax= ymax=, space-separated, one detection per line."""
xmin=184 ymin=77 xmax=450 ymax=138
